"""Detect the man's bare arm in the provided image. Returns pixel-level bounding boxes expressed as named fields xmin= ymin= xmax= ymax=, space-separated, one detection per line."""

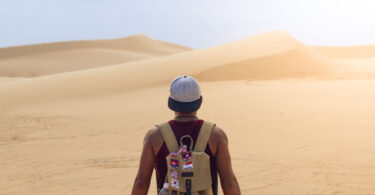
xmin=215 ymin=127 xmax=241 ymax=195
xmin=131 ymin=128 xmax=157 ymax=195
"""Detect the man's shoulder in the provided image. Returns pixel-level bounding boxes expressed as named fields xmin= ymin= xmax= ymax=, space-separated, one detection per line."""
xmin=144 ymin=126 xmax=163 ymax=144
xmin=211 ymin=125 xmax=227 ymax=137
xmin=210 ymin=125 xmax=228 ymax=144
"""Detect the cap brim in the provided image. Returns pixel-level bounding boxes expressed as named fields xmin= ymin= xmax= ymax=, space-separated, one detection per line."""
xmin=168 ymin=96 xmax=202 ymax=113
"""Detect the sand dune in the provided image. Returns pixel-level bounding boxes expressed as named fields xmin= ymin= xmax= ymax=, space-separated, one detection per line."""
xmin=196 ymin=47 xmax=334 ymax=81
xmin=0 ymin=34 xmax=192 ymax=77
xmin=334 ymin=57 xmax=375 ymax=67
xmin=2 ymin=31 xmax=375 ymax=195
xmin=0 ymin=77 xmax=26 ymax=84
xmin=311 ymin=46 xmax=375 ymax=78
xmin=312 ymin=45 xmax=375 ymax=59
xmin=0 ymin=31 xmax=340 ymax=105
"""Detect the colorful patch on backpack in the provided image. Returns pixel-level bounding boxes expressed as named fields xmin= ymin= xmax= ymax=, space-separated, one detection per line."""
xmin=182 ymin=151 xmax=192 ymax=161
xmin=169 ymin=153 xmax=178 ymax=158
xmin=182 ymin=161 xmax=193 ymax=169
xmin=178 ymin=146 xmax=187 ymax=153
xmin=171 ymin=170 xmax=178 ymax=179
xmin=170 ymin=159 xmax=179 ymax=168
xmin=171 ymin=178 xmax=179 ymax=189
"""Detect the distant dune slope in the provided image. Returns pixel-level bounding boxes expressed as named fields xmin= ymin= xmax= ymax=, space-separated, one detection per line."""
xmin=0 ymin=31 xmax=341 ymax=106
xmin=312 ymin=46 xmax=375 ymax=59
xmin=312 ymin=46 xmax=375 ymax=78
xmin=196 ymin=46 xmax=333 ymax=81
xmin=0 ymin=34 xmax=192 ymax=77
xmin=0 ymin=77 xmax=26 ymax=84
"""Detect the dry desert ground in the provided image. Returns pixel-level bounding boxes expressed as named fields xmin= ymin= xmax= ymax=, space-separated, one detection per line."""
xmin=1 ymin=31 xmax=375 ymax=194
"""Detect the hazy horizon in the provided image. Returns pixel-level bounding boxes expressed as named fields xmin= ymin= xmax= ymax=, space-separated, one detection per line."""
xmin=2 ymin=0 xmax=375 ymax=49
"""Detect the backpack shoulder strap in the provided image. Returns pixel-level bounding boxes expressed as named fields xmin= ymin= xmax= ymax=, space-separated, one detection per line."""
xmin=194 ymin=121 xmax=216 ymax=152
xmin=156 ymin=122 xmax=179 ymax=153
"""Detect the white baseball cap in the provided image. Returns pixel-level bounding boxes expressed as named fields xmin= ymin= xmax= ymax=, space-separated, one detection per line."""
xmin=168 ymin=75 xmax=202 ymax=112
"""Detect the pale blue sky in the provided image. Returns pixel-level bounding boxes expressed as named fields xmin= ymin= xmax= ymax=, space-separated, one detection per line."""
xmin=1 ymin=0 xmax=375 ymax=49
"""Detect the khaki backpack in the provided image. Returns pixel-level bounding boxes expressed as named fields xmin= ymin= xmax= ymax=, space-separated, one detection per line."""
xmin=157 ymin=121 xmax=215 ymax=195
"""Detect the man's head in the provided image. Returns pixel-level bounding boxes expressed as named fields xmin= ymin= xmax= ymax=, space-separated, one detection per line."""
xmin=168 ymin=75 xmax=202 ymax=113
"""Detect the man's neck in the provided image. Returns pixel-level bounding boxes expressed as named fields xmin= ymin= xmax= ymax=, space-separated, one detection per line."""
xmin=173 ymin=112 xmax=198 ymax=121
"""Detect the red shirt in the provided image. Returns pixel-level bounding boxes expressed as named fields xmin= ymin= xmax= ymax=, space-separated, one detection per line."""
xmin=154 ymin=119 xmax=218 ymax=195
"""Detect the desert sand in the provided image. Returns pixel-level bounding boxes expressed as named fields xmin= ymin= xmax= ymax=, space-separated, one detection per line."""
xmin=0 ymin=77 xmax=27 ymax=84
xmin=1 ymin=31 xmax=375 ymax=194
xmin=0 ymin=34 xmax=191 ymax=77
